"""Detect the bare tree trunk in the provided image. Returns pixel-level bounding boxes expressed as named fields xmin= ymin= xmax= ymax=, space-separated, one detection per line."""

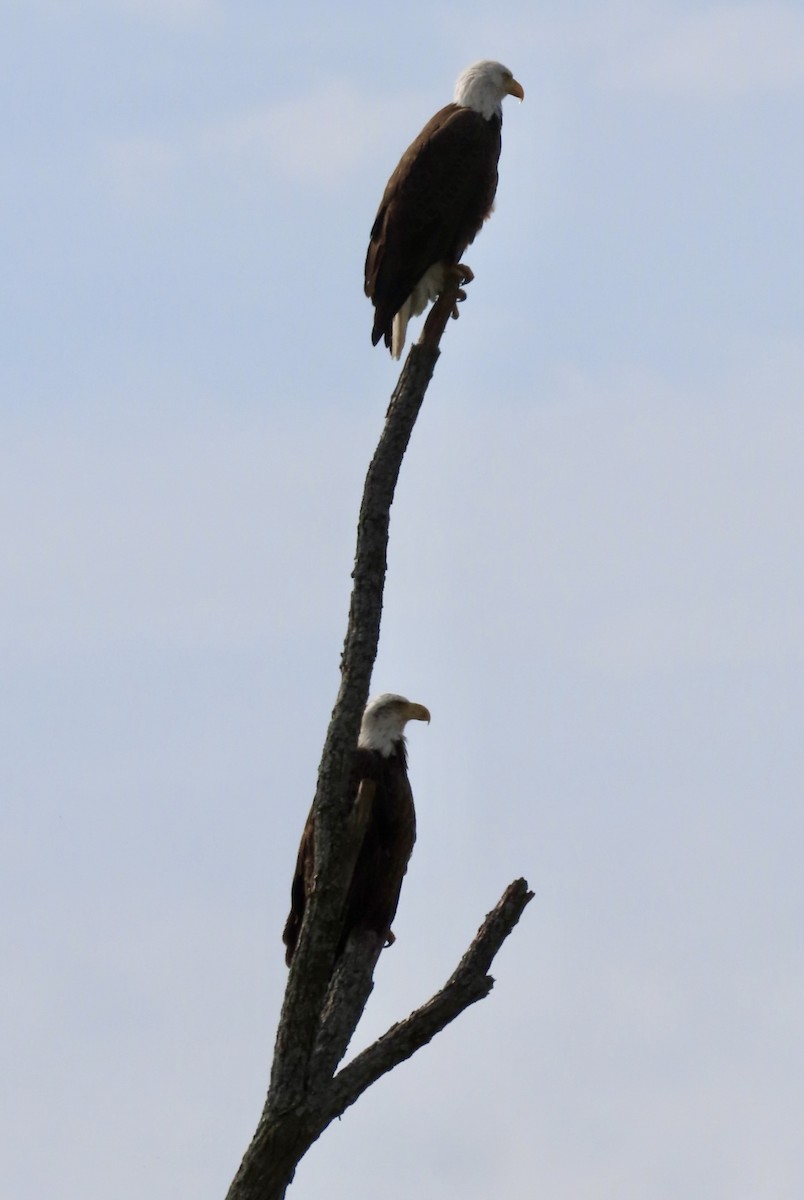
xmin=225 ymin=282 xmax=533 ymax=1200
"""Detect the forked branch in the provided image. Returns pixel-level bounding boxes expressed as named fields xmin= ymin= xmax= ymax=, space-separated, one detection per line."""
xmin=318 ymin=878 xmax=534 ymax=1126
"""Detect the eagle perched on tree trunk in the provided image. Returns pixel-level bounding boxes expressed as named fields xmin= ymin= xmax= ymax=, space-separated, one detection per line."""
xmin=282 ymin=694 xmax=430 ymax=966
xmin=365 ymin=60 xmax=524 ymax=359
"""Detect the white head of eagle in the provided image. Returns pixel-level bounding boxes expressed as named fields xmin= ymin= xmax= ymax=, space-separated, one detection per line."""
xmin=364 ymin=60 xmax=524 ymax=359
xmin=358 ymin=693 xmax=431 ymax=756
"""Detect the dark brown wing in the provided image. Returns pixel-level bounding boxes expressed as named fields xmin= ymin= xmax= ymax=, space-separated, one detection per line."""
xmin=282 ymin=748 xmax=416 ymax=964
xmin=344 ymin=750 xmax=416 ymax=945
xmin=282 ymin=749 xmax=383 ymax=966
xmin=282 ymin=806 xmax=315 ymax=966
xmin=365 ymin=104 xmax=502 ymax=349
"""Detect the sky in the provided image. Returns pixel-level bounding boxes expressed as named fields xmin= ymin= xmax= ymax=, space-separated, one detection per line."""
xmin=2 ymin=1 xmax=803 ymax=1197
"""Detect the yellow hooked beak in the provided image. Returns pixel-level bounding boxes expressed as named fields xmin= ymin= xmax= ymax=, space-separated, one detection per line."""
xmin=403 ymin=701 xmax=431 ymax=725
xmin=506 ymin=76 xmax=525 ymax=102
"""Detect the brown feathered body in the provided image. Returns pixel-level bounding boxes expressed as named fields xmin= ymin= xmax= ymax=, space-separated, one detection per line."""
xmin=364 ymin=104 xmax=502 ymax=354
xmin=282 ymin=743 xmax=416 ymax=966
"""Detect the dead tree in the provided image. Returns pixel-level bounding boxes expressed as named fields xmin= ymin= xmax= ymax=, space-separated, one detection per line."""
xmin=225 ymin=282 xmax=533 ymax=1200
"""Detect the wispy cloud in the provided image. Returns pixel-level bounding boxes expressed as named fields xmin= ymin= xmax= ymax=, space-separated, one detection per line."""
xmin=101 ymin=81 xmax=417 ymax=209
xmin=203 ymin=82 xmax=413 ymax=186
xmin=595 ymin=2 xmax=804 ymax=98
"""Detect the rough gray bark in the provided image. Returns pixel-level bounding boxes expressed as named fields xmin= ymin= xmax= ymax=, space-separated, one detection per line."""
xmin=225 ymin=283 xmax=533 ymax=1200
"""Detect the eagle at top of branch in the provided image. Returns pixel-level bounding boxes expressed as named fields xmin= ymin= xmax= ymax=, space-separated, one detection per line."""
xmin=364 ymin=59 xmax=524 ymax=359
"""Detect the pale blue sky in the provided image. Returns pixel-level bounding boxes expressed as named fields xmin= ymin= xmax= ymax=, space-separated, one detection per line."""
xmin=3 ymin=2 xmax=804 ymax=1198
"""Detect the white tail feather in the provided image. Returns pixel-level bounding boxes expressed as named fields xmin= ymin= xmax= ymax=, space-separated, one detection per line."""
xmin=391 ymin=263 xmax=448 ymax=359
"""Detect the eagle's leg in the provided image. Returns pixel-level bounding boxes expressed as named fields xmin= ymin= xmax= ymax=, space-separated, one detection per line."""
xmin=447 ymin=262 xmax=474 ymax=318
xmin=420 ymin=262 xmax=475 ymax=351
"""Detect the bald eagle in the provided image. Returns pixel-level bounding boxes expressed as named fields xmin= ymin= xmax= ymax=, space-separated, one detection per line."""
xmin=282 ymin=694 xmax=430 ymax=966
xmin=365 ymin=60 xmax=524 ymax=359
